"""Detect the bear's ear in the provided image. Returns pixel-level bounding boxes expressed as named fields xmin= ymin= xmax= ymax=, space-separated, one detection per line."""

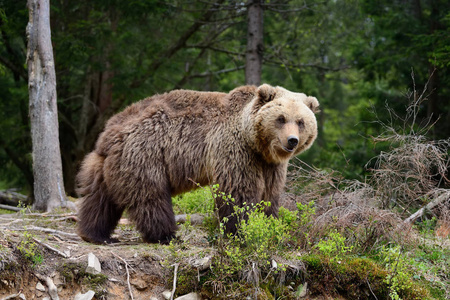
xmin=254 ymin=84 xmax=277 ymax=110
xmin=303 ymin=96 xmax=320 ymax=113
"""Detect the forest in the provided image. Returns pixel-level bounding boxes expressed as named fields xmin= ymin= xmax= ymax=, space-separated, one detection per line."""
xmin=0 ymin=0 xmax=450 ymax=299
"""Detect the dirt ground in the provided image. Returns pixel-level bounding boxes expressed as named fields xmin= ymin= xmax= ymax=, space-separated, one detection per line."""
xmin=0 ymin=210 xmax=350 ymax=300
xmin=0 ymin=211 xmax=179 ymax=300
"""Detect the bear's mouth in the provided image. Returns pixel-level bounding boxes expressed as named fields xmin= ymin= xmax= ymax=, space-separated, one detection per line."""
xmin=281 ymin=144 xmax=295 ymax=153
xmin=277 ymin=138 xmax=297 ymax=153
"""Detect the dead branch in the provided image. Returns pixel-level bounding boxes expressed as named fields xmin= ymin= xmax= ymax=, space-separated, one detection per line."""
xmin=32 ymin=237 xmax=69 ymax=258
xmin=170 ymin=263 xmax=180 ymax=300
xmin=21 ymin=226 xmax=80 ymax=239
xmin=403 ymin=191 xmax=450 ymax=224
xmin=111 ymin=251 xmax=134 ymax=300
xmin=1 ymin=293 xmax=26 ymax=300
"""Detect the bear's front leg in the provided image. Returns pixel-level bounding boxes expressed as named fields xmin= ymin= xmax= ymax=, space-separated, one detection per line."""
xmin=215 ymin=181 xmax=264 ymax=235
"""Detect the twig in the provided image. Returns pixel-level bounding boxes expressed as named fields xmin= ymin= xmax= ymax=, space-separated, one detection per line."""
xmin=1 ymin=293 xmax=24 ymax=300
xmin=24 ymin=212 xmax=77 ymax=217
xmin=111 ymin=251 xmax=134 ymax=300
xmin=23 ymin=226 xmax=80 ymax=238
xmin=170 ymin=263 xmax=179 ymax=300
xmin=32 ymin=237 xmax=69 ymax=258
xmin=366 ymin=279 xmax=378 ymax=300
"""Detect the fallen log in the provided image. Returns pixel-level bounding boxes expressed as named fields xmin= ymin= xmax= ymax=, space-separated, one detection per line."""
xmin=0 ymin=190 xmax=28 ymax=207
xmin=0 ymin=204 xmax=22 ymax=212
xmin=403 ymin=190 xmax=450 ymax=224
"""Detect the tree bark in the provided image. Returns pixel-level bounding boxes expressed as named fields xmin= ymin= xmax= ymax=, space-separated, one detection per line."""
xmin=245 ymin=0 xmax=264 ymax=86
xmin=27 ymin=0 xmax=68 ymax=211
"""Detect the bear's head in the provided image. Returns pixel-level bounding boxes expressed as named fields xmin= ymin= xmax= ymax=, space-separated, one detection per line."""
xmin=247 ymin=84 xmax=319 ymax=164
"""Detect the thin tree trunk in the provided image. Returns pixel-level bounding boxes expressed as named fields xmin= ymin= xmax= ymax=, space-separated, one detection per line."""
xmin=27 ymin=0 xmax=68 ymax=211
xmin=245 ymin=0 xmax=263 ymax=86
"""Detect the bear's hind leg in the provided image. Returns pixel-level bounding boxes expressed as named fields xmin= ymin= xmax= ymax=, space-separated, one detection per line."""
xmin=77 ymin=187 xmax=125 ymax=244
xmin=128 ymin=190 xmax=176 ymax=245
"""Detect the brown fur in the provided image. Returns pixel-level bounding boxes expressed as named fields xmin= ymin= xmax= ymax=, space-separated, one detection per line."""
xmin=76 ymin=84 xmax=319 ymax=244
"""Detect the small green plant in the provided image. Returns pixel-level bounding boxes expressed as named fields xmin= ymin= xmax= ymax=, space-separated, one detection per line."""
xmin=17 ymin=232 xmax=43 ymax=266
xmin=381 ymin=245 xmax=413 ymax=300
xmin=314 ymin=229 xmax=353 ymax=262
xmin=213 ymin=198 xmax=291 ymax=285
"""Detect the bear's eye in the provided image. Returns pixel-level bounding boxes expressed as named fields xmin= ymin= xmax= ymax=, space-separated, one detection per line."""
xmin=297 ymin=119 xmax=305 ymax=128
xmin=277 ymin=116 xmax=286 ymax=124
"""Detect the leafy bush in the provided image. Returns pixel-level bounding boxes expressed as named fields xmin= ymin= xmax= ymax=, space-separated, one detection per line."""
xmin=172 ymin=187 xmax=214 ymax=215
xmin=17 ymin=232 xmax=43 ymax=266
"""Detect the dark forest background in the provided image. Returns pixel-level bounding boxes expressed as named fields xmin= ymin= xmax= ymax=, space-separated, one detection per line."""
xmin=0 ymin=0 xmax=449 ymax=197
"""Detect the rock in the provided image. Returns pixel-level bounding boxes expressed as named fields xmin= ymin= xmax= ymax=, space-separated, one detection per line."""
xmin=297 ymin=282 xmax=308 ymax=298
xmin=36 ymin=281 xmax=46 ymax=292
xmin=74 ymin=290 xmax=95 ymax=300
xmin=131 ymin=277 xmax=148 ymax=291
xmin=52 ymin=273 xmax=63 ymax=287
xmin=45 ymin=277 xmax=59 ymax=300
xmin=192 ymin=256 xmax=212 ymax=271
xmin=86 ymin=252 xmax=101 ymax=274
xmin=162 ymin=290 xmax=172 ymax=300
xmin=174 ymin=292 xmax=201 ymax=300
xmin=271 ymin=259 xmax=278 ymax=269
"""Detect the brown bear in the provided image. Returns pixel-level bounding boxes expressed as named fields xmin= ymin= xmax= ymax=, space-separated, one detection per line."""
xmin=76 ymin=84 xmax=319 ymax=244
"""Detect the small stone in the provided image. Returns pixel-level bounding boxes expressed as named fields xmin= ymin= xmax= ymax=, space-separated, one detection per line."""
xmin=192 ymin=256 xmax=212 ymax=271
xmin=86 ymin=253 xmax=101 ymax=274
xmin=162 ymin=290 xmax=172 ymax=300
xmin=175 ymin=293 xmax=201 ymax=300
xmin=53 ymin=273 xmax=63 ymax=286
xmin=74 ymin=290 xmax=95 ymax=300
xmin=297 ymin=282 xmax=308 ymax=298
xmin=131 ymin=277 xmax=148 ymax=291
xmin=19 ymin=293 xmax=26 ymax=300
xmin=36 ymin=281 xmax=46 ymax=292
xmin=271 ymin=259 xmax=277 ymax=269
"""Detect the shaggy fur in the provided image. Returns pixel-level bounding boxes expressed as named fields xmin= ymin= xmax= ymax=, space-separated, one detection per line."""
xmin=76 ymin=84 xmax=319 ymax=244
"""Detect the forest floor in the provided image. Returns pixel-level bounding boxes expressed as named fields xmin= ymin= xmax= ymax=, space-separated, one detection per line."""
xmin=0 ymin=209 xmax=173 ymax=300
xmin=0 ymin=194 xmax=449 ymax=300
xmin=0 ymin=206 xmax=353 ymax=300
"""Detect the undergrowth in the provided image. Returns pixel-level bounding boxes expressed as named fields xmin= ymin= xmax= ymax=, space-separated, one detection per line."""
xmin=167 ymin=78 xmax=449 ymax=299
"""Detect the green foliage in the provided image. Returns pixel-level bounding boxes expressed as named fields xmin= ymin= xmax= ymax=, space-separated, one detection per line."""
xmin=172 ymin=188 xmax=214 ymax=215
xmin=214 ymin=201 xmax=287 ymax=278
xmin=17 ymin=232 xmax=43 ymax=266
xmin=381 ymin=245 xmax=416 ymax=300
xmin=314 ymin=230 xmax=354 ymax=262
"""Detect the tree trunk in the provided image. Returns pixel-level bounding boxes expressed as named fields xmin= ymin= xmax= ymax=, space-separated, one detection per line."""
xmin=245 ymin=0 xmax=263 ymax=86
xmin=27 ymin=0 xmax=68 ymax=211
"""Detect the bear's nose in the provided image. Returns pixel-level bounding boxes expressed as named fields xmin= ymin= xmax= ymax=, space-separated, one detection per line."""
xmin=287 ymin=135 xmax=299 ymax=149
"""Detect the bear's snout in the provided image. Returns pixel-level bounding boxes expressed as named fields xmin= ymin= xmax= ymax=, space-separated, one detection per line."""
xmin=287 ymin=135 xmax=299 ymax=149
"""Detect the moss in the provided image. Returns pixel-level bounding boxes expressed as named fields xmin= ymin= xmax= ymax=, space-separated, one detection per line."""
xmin=167 ymin=266 xmax=199 ymax=297
xmin=58 ymin=262 xmax=108 ymax=294
xmin=300 ymin=254 xmax=431 ymax=300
